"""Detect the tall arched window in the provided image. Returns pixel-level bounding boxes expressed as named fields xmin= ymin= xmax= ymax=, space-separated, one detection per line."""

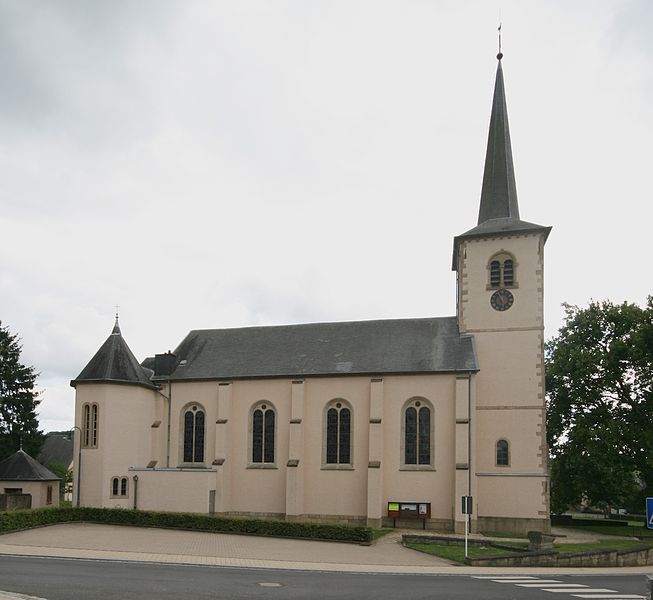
xmin=496 ymin=439 xmax=510 ymax=466
xmin=403 ymin=399 xmax=431 ymax=466
xmin=325 ymin=401 xmax=351 ymax=465
xmin=183 ymin=405 xmax=205 ymax=463
xmin=252 ymin=403 xmax=276 ymax=464
xmin=82 ymin=403 xmax=99 ymax=448
xmin=488 ymin=252 xmax=517 ymax=288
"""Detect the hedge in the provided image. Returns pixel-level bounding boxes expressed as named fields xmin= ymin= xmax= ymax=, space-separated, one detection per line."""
xmin=0 ymin=507 xmax=373 ymax=543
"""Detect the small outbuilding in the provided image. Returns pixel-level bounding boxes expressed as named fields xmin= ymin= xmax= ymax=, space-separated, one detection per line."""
xmin=0 ymin=449 xmax=61 ymax=510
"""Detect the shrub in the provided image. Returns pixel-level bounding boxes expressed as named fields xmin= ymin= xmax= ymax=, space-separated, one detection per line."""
xmin=0 ymin=507 xmax=373 ymax=543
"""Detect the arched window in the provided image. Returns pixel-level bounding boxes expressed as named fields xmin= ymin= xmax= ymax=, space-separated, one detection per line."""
xmin=403 ymin=399 xmax=432 ymax=466
xmin=325 ymin=401 xmax=351 ymax=465
xmin=252 ymin=403 xmax=276 ymax=464
xmin=82 ymin=403 xmax=99 ymax=448
xmin=183 ymin=405 xmax=205 ymax=463
xmin=496 ymin=439 xmax=510 ymax=466
xmin=110 ymin=476 xmax=128 ymax=497
xmin=488 ymin=253 xmax=517 ymax=288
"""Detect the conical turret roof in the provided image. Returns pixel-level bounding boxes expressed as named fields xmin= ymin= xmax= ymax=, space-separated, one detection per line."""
xmin=0 ymin=449 xmax=60 ymax=481
xmin=71 ymin=318 xmax=157 ymax=389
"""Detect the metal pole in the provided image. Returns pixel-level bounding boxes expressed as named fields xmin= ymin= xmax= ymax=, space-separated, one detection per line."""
xmin=465 ymin=509 xmax=469 ymax=559
xmin=71 ymin=426 xmax=82 ymax=508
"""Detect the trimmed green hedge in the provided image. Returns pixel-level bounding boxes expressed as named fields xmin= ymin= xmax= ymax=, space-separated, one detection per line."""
xmin=0 ymin=507 xmax=373 ymax=543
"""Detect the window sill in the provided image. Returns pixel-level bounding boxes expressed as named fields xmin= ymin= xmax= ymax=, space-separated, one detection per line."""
xmin=109 ymin=495 xmax=129 ymax=499
xmin=486 ymin=283 xmax=519 ymax=291
xmin=399 ymin=465 xmax=436 ymax=471
xmin=247 ymin=463 xmax=278 ymax=469
xmin=321 ymin=464 xmax=354 ymax=471
xmin=177 ymin=462 xmax=208 ymax=469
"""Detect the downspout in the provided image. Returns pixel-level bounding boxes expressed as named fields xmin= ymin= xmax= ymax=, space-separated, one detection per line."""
xmin=167 ymin=381 xmax=172 ymax=467
xmin=132 ymin=475 xmax=138 ymax=509
xmin=467 ymin=372 xmax=472 ymax=531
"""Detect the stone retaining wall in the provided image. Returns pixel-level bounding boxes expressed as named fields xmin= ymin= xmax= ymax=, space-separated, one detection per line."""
xmin=402 ymin=534 xmax=653 ymax=567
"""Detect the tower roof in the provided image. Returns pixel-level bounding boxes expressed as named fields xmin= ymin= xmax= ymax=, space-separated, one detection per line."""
xmin=71 ymin=319 xmax=157 ymax=389
xmin=0 ymin=449 xmax=60 ymax=481
xmin=478 ymin=56 xmax=519 ymax=224
xmin=453 ymin=54 xmax=551 ymax=268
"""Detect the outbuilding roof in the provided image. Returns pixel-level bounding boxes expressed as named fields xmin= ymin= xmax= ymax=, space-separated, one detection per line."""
xmin=160 ymin=316 xmax=478 ymax=381
xmin=0 ymin=450 xmax=61 ymax=482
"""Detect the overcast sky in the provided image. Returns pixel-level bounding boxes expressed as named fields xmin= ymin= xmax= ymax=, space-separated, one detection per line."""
xmin=1 ymin=1 xmax=651 ymax=433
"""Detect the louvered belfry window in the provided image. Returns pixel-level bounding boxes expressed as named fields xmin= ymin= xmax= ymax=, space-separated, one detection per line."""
xmin=489 ymin=254 xmax=516 ymax=288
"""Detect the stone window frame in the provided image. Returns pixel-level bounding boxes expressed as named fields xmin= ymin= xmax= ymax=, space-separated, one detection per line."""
xmin=179 ymin=402 xmax=206 ymax=466
xmin=487 ymin=251 xmax=518 ymax=290
xmin=321 ymin=398 xmax=354 ymax=470
xmin=400 ymin=397 xmax=435 ymax=471
xmin=495 ymin=438 xmax=510 ymax=467
xmin=110 ymin=476 xmax=129 ymax=498
xmin=82 ymin=402 xmax=99 ymax=448
xmin=248 ymin=400 xmax=277 ymax=469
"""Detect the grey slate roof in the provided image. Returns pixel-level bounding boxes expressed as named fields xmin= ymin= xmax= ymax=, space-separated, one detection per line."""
xmin=71 ymin=318 xmax=157 ymax=389
xmin=0 ymin=450 xmax=60 ymax=481
xmin=452 ymin=56 xmax=551 ymax=268
xmin=162 ymin=316 xmax=478 ymax=381
xmin=478 ymin=57 xmax=520 ymax=225
xmin=37 ymin=435 xmax=73 ymax=469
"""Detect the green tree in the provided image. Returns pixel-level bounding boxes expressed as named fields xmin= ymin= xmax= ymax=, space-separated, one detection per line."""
xmin=0 ymin=321 xmax=43 ymax=460
xmin=546 ymin=298 xmax=653 ymax=514
xmin=47 ymin=461 xmax=73 ymax=502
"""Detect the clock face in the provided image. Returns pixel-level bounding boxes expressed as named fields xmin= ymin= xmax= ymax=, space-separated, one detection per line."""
xmin=490 ymin=288 xmax=514 ymax=311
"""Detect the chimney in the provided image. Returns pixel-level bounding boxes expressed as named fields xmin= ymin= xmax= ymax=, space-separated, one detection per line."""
xmin=154 ymin=352 xmax=177 ymax=377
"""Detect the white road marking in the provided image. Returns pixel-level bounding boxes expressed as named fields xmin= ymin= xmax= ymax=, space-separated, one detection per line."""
xmin=516 ymin=583 xmax=588 ymax=588
xmin=258 ymin=582 xmax=282 ymax=587
xmin=540 ymin=589 xmax=615 ymax=593
xmin=472 ymin=575 xmax=538 ymax=579
xmin=571 ymin=595 xmax=645 ymax=599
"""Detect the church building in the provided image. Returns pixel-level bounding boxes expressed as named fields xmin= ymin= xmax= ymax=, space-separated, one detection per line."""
xmin=71 ymin=53 xmax=551 ymax=535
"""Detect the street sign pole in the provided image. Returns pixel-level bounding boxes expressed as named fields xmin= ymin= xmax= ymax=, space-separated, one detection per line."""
xmin=462 ymin=496 xmax=473 ymax=559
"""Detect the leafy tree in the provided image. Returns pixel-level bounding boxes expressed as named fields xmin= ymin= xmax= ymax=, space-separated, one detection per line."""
xmin=546 ymin=298 xmax=653 ymax=514
xmin=0 ymin=321 xmax=43 ymax=460
xmin=47 ymin=462 xmax=73 ymax=502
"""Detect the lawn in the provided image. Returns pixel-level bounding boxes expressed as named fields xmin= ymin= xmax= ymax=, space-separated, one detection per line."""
xmin=566 ymin=523 xmax=653 ymax=539
xmin=405 ymin=542 xmax=511 ymax=563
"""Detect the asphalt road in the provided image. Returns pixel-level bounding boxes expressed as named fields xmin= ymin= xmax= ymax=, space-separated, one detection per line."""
xmin=0 ymin=556 xmax=649 ymax=600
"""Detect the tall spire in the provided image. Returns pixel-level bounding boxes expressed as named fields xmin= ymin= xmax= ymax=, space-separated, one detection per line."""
xmin=477 ymin=54 xmax=520 ymax=225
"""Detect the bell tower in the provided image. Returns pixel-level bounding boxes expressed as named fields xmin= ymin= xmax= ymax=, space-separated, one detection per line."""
xmin=452 ymin=52 xmax=552 ymax=534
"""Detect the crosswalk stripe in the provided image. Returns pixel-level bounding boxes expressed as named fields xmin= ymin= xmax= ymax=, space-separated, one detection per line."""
xmin=511 ymin=581 xmax=564 ymax=585
xmin=516 ymin=583 xmax=588 ymax=588
xmin=540 ymin=589 xmax=615 ymax=593
xmin=571 ymin=595 xmax=645 ymax=599
xmin=495 ymin=579 xmax=561 ymax=584
xmin=472 ymin=576 xmax=537 ymax=579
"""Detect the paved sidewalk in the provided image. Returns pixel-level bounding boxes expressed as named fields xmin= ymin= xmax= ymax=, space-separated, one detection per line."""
xmin=0 ymin=522 xmax=650 ymax=578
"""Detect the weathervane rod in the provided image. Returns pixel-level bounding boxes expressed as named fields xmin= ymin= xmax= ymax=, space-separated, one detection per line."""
xmin=497 ymin=14 xmax=503 ymax=60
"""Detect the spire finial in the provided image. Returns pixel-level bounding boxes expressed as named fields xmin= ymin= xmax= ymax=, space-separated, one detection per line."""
xmin=19 ymin=436 xmax=23 ymax=451
xmin=112 ymin=305 xmax=121 ymax=335
xmin=497 ymin=20 xmax=503 ymax=60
